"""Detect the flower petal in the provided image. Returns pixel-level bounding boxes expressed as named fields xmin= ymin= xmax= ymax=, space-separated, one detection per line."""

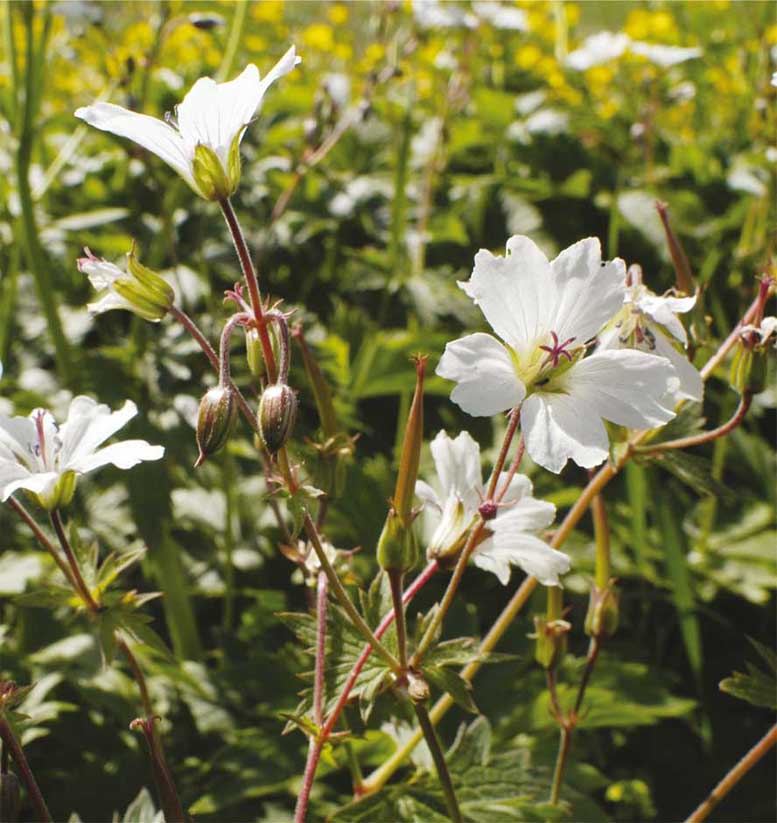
xmin=70 ymin=440 xmax=164 ymax=474
xmin=549 ymin=238 xmax=626 ymax=343
xmin=429 ymin=430 xmax=483 ymax=511
xmin=1 ymin=470 xmax=59 ymax=503
xmin=474 ymin=532 xmax=570 ymax=586
xmin=521 ymin=392 xmax=610 ymax=473
xmin=564 ymin=350 xmax=676 ymax=429
xmin=0 ymin=458 xmax=35 ymax=501
xmin=495 ymin=486 xmax=556 ymax=532
xmin=75 ymin=103 xmax=194 ymax=187
xmin=637 ymin=292 xmax=696 ymax=343
xmin=415 ymin=479 xmax=442 ymax=511
xmin=460 ymin=236 xmax=554 ymax=353
xmin=437 ymin=333 xmax=526 ymax=416
xmin=652 ymin=330 xmax=704 ymax=403
xmin=59 ymin=398 xmax=138 ymax=468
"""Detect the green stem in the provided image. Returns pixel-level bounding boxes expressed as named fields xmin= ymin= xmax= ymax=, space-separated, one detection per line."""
xmin=590 ymin=487 xmax=610 ymax=590
xmin=13 ymin=2 xmax=73 ymax=384
xmin=49 ymin=511 xmax=99 ymax=613
xmin=413 ymin=702 xmax=462 ymax=823
xmin=217 ymin=0 xmax=246 ymax=81
xmin=549 ymin=725 xmax=571 ymax=806
xmin=388 ymin=570 xmax=408 ymax=671
xmin=0 ymin=716 xmax=51 ymax=822
xmin=303 ymin=512 xmax=400 ymax=672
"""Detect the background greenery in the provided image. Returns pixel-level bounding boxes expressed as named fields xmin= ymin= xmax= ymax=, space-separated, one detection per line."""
xmin=0 ymin=1 xmax=775 ymax=820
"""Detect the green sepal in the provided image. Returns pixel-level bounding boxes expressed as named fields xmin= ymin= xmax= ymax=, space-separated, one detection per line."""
xmin=192 ymin=143 xmax=235 ymax=202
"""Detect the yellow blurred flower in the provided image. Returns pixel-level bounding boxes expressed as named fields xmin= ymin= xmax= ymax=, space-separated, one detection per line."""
xmin=625 ymin=9 xmax=677 ymax=42
xmin=328 ymin=4 xmax=349 ymax=25
xmin=303 ymin=23 xmax=335 ymax=53
xmin=515 ymin=43 xmax=542 ymax=70
xmin=252 ymin=1 xmax=284 ymax=24
xmin=245 ymin=34 xmax=269 ymax=54
xmin=334 ymin=43 xmax=352 ymax=61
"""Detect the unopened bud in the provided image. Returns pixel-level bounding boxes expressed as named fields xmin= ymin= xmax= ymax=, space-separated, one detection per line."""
xmin=0 ymin=772 xmax=21 ymax=822
xmin=584 ymin=584 xmax=619 ymax=639
xmin=532 ymin=616 xmax=570 ymax=670
xmin=730 ymin=342 xmax=766 ymax=395
xmin=377 ymin=510 xmax=418 ymax=574
xmin=195 ymin=385 xmax=237 ymax=466
xmin=407 ymin=670 xmax=430 ymax=704
xmin=258 ymin=383 xmax=298 ymax=454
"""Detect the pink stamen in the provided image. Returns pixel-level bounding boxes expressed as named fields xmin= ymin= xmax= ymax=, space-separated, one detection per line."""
xmin=539 ymin=331 xmax=576 ymax=368
xmin=34 ymin=410 xmax=48 ymax=467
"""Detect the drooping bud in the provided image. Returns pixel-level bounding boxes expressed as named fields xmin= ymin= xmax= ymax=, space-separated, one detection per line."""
xmin=377 ymin=509 xmax=419 ymax=574
xmin=729 ymin=342 xmax=767 ymax=396
xmin=532 ymin=616 xmax=570 ymax=670
xmin=392 ymin=356 xmax=427 ymax=527
xmin=584 ymin=583 xmax=620 ymax=639
xmin=195 ymin=385 xmax=237 ymax=466
xmin=192 ymin=142 xmax=238 ymax=202
xmin=258 ymin=383 xmax=298 ymax=454
xmin=78 ymin=243 xmax=174 ymax=322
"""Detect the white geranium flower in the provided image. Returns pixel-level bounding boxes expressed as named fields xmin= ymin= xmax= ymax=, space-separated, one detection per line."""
xmin=566 ymin=32 xmax=702 ymax=71
xmin=78 ymin=246 xmax=174 ymax=322
xmin=630 ymin=42 xmax=702 ymax=67
xmin=566 ymin=32 xmax=631 ymax=71
xmin=416 ymin=430 xmax=570 ymax=586
xmin=597 ymin=266 xmax=703 ymax=403
xmin=75 ymin=47 xmax=300 ymax=200
xmin=437 ymin=236 xmax=677 ymax=473
xmin=0 ymin=396 xmax=164 ymax=510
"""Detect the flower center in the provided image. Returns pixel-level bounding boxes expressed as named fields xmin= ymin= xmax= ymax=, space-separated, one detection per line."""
xmin=539 ymin=331 xmax=577 ymax=368
xmin=33 ymin=410 xmax=49 ymax=468
xmin=617 ymin=309 xmax=656 ymax=351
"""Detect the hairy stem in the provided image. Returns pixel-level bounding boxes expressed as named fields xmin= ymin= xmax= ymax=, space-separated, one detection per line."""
xmin=685 ymin=723 xmax=777 ymax=823
xmin=413 ymin=702 xmax=462 ymax=823
xmin=388 ymin=571 xmax=408 ymax=671
xmin=0 ymin=716 xmax=51 ymax=822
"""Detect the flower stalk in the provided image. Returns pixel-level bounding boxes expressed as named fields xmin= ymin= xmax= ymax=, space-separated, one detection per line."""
xmin=413 ymin=701 xmax=462 ymax=823
xmin=0 ymin=713 xmax=51 ymax=823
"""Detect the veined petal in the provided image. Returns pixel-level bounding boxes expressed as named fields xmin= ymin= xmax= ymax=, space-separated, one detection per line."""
xmin=0 ymin=459 xmax=35 ymax=500
xmin=70 ymin=440 xmax=164 ymax=474
xmin=78 ymin=256 xmax=124 ymax=290
xmin=522 ymin=392 xmax=610 ymax=473
xmin=429 ymin=430 xmax=483 ymax=512
xmin=87 ymin=291 xmax=135 ymax=316
xmin=564 ymin=350 xmax=676 ymax=430
xmin=0 ymin=414 xmax=40 ymax=464
xmin=637 ymin=292 xmax=696 ymax=343
xmin=1 ymin=470 xmax=59 ymax=503
xmin=437 ymin=333 xmax=526 ymax=416
xmin=257 ymin=45 xmax=302 ymax=104
xmin=475 ymin=532 xmax=570 ymax=586
xmin=460 ymin=236 xmax=555 ymax=353
xmin=75 ymin=103 xmax=194 ymax=187
xmin=59 ymin=398 xmax=138 ymax=468
xmin=415 ymin=479 xmax=442 ymax=511
xmin=495 ymin=488 xmax=556 ymax=532
xmin=549 ymin=238 xmax=626 ymax=343
xmin=652 ymin=330 xmax=704 ymax=403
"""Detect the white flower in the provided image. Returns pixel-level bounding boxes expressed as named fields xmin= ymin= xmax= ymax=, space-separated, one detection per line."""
xmin=472 ymin=2 xmax=527 ymax=31
xmin=770 ymin=71 xmax=776 ymax=88
xmin=566 ymin=32 xmax=702 ymax=71
xmin=630 ymin=42 xmax=702 ymax=67
xmin=566 ymin=32 xmax=631 ymax=71
xmin=437 ymin=236 xmax=677 ymax=473
xmin=77 ymin=246 xmax=174 ymax=322
xmin=0 ymin=396 xmax=164 ymax=510
xmin=597 ymin=268 xmax=703 ymax=403
xmin=415 ymin=431 xmax=570 ymax=586
xmin=412 ymin=0 xmax=478 ymax=29
xmin=75 ymin=48 xmax=300 ymax=200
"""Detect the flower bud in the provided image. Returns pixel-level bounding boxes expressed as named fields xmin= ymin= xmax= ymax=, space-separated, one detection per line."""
xmin=532 ymin=616 xmax=570 ymax=670
xmin=377 ymin=510 xmax=419 ymax=574
xmin=584 ymin=584 xmax=619 ymax=640
xmin=258 ymin=383 xmax=298 ymax=454
xmin=195 ymin=385 xmax=237 ymax=466
xmin=0 ymin=771 xmax=21 ymax=822
xmin=730 ymin=341 xmax=767 ymax=395
xmin=392 ymin=356 xmax=427 ymax=526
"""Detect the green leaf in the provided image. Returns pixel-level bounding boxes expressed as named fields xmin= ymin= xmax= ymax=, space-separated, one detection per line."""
xmin=425 ymin=665 xmax=478 ymax=713
xmin=657 ymin=489 xmax=703 ymax=680
xmin=644 ymin=450 xmax=732 ymax=501
xmin=332 ymin=717 xmax=583 ymax=821
xmin=719 ymin=638 xmax=777 ymax=710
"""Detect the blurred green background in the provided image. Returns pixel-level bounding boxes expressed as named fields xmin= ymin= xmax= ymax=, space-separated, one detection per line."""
xmin=0 ymin=1 xmax=775 ymax=820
